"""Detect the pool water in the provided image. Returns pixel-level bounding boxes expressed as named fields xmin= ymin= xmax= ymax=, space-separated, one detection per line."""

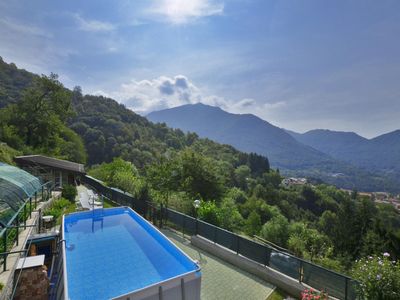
xmin=63 ymin=207 xmax=199 ymax=299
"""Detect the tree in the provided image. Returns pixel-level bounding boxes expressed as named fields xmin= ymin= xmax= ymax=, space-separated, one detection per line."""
xmin=13 ymin=73 xmax=73 ymax=147
xmin=219 ymin=196 xmax=244 ymax=231
xmin=261 ymin=213 xmax=290 ymax=247
xmin=244 ymin=211 xmax=262 ymax=236
xmin=198 ymin=201 xmax=220 ymax=226
xmin=0 ymin=73 xmax=86 ymax=162
xmin=146 ymin=157 xmax=180 ymax=205
xmin=234 ymin=165 xmax=251 ymax=190
xmin=178 ymin=149 xmax=223 ymax=200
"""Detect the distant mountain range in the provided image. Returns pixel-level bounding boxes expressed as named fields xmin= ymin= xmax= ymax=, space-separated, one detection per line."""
xmin=287 ymin=129 xmax=400 ymax=178
xmin=148 ymin=103 xmax=400 ymax=192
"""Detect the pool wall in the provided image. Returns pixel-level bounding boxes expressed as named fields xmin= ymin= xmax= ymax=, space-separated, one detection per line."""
xmin=113 ymin=270 xmax=201 ymax=300
xmin=55 ymin=207 xmax=201 ymax=300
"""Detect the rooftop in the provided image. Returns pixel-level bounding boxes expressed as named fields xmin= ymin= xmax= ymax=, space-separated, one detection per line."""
xmin=14 ymin=155 xmax=85 ymax=174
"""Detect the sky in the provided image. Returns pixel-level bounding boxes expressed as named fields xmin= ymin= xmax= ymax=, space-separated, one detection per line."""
xmin=1 ymin=0 xmax=399 ymax=138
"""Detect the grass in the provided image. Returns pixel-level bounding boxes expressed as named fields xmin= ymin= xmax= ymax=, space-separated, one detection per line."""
xmin=103 ymin=198 xmax=118 ymax=208
xmin=267 ymin=288 xmax=288 ymax=300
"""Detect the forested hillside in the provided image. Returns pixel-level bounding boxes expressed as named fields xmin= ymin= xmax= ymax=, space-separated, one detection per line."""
xmin=1 ymin=58 xmax=399 ymax=277
xmin=0 ymin=57 xmax=35 ymax=108
xmin=148 ymin=104 xmax=400 ymax=192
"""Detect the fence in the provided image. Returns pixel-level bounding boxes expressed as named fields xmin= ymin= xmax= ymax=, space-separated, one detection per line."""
xmin=0 ymin=181 xmax=54 ymax=272
xmin=82 ymin=175 xmax=358 ymax=300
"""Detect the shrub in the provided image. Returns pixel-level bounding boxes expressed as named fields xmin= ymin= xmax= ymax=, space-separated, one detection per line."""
xmin=301 ymin=288 xmax=328 ymax=300
xmin=62 ymin=184 xmax=77 ymax=202
xmin=43 ymin=197 xmax=75 ymax=225
xmin=352 ymin=253 xmax=400 ymax=300
xmin=198 ymin=201 xmax=221 ymax=226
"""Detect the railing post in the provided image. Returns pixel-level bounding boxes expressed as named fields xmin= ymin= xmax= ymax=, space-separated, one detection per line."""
xmin=29 ymin=197 xmax=32 ymax=218
xmin=38 ymin=209 xmax=42 ymax=234
xmin=16 ymin=217 xmax=19 ymax=246
xmin=3 ymin=228 xmax=7 ymax=272
xmin=299 ymin=260 xmax=304 ymax=283
xmin=35 ymin=192 xmax=37 ymax=209
xmin=23 ymin=205 xmax=27 ymax=229
xmin=159 ymin=203 xmax=163 ymax=229
xmin=182 ymin=216 xmax=185 ymax=237
xmin=42 ymin=186 xmax=44 ymax=201
xmin=345 ymin=277 xmax=348 ymax=300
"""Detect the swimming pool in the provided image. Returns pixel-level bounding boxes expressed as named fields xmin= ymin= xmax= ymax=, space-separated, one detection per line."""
xmin=61 ymin=207 xmax=201 ymax=300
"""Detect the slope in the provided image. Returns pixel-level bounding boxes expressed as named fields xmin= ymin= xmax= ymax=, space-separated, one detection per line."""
xmin=148 ymin=104 xmax=400 ymax=192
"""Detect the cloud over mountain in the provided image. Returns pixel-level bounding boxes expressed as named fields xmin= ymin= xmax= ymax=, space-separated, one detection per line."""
xmin=96 ymin=74 xmax=268 ymax=115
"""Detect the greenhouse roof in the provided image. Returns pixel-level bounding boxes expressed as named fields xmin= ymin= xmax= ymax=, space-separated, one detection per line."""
xmin=0 ymin=163 xmax=42 ymax=227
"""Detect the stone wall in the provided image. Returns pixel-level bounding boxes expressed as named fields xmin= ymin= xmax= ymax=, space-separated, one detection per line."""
xmin=14 ymin=266 xmax=49 ymax=300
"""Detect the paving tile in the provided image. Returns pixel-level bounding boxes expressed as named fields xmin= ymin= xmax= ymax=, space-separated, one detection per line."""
xmin=162 ymin=230 xmax=275 ymax=300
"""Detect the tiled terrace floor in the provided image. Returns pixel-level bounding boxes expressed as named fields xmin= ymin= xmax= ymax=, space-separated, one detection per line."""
xmin=162 ymin=229 xmax=275 ymax=300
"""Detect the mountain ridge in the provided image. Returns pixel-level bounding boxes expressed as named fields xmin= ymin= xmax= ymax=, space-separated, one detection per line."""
xmin=148 ymin=103 xmax=400 ymax=192
xmin=289 ymin=128 xmax=400 ymax=177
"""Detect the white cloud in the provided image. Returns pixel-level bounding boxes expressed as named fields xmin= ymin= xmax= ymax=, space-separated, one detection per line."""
xmin=110 ymin=75 xmax=201 ymax=113
xmin=149 ymin=0 xmax=224 ymax=24
xmin=0 ymin=18 xmax=52 ymax=38
xmin=74 ymin=14 xmax=116 ymax=32
xmin=97 ymin=74 xmax=287 ymax=119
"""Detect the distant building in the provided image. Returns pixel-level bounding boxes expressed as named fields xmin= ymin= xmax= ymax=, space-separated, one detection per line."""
xmin=281 ymin=177 xmax=307 ymax=187
xmin=14 ymin=155 xmax=85 ymax=188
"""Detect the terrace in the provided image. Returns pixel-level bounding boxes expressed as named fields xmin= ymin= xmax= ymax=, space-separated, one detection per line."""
xmin=0 ymin=157 xmax=360 ymax=299
xmin=162 ymin=229 xmax=275 ymax=299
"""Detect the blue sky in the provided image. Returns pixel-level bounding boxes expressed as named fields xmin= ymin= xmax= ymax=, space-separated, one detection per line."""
xmin=1 ymin=0 xmax=399 ymax=138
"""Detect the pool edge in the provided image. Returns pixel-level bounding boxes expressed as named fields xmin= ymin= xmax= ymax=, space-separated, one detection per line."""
xmin=61 ymin=206 xmax=202 ymax=300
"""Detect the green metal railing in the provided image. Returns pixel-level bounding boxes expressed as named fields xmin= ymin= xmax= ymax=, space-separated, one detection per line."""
xmin=0 ymin=181 xmax=54 ymax=271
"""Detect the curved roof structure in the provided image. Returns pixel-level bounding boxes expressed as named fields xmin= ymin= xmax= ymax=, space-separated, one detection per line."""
xmin=0 ymin=163 xmax=42 ymax=227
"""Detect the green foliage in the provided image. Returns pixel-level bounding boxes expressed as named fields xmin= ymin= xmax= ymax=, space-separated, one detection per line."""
xmin=234 ymin=165 xmax=251 ymax=190
xmin=244 ymin=211 xmax=262 ymax=236
xmin=261 ymin=213 xmax=290 ymax=247
xmin=0 ymin=143 xmax=20 ymax=164
xmin=62 ymin=184 xmax=77 ymax=202
xmin=89 ymin=158 xmax=150 ymax=203
xmin=0 ymin=73 xmax=86 ymax=163
xmin=219 ymin=196 xmax=244 ymax=231
xmin=266 ymin=288 xmax=286 ymax=300
xmin=1 ymin=58 xmax=399 ymax=277
xmin=0 ymin=56 xmax=35 ymax=108
xmin=178 ymin=149 xmax=223 ymax=200
xmin=44 ymin=197 xmax=76 ymax=225
xmin=352 ymin=254 xmax=400 ymax=300
xmin=198 ymin=201 xmax=220 ymax=226
xmin=288 ymin=222 xmax=332 ymax=262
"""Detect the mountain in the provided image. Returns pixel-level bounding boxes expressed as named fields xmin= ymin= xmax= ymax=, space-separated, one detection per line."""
xmin=148 ymin=103 xmax=333 ymax=169
xmin=289 ymin=129 xmax=400 ymax=179
xmin=0 ymin=57 xmax=35 ymax=108
xmin=0 ymin=58 xmax=269 ymax=177
xmin=0 ymin=56 xmax=398 ymax=192
xmin=148 ymin=104 xmax=400 ymax=192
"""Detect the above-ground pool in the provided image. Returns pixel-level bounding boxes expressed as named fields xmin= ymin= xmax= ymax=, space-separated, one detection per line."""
xmin=61 ymin=207 xmax=201 ymax=300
